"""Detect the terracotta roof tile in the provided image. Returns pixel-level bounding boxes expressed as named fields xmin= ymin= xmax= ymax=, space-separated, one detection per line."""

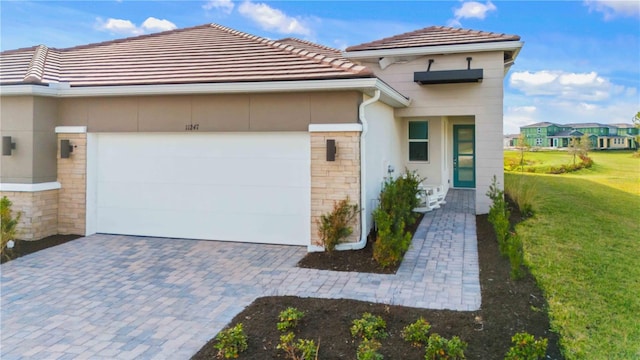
xmin=0 ymin=23 xmax=372 ymax=86
xmin=346 ymin=26 xmax=520 ymax=52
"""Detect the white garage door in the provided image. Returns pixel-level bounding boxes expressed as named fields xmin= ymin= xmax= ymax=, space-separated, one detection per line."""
xmin=87 ymin=132 xmax=310 ymax=245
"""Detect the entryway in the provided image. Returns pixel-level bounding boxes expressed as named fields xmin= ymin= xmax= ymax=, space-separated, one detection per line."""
xmin=453 ymin=125 xmax=475 ymax=188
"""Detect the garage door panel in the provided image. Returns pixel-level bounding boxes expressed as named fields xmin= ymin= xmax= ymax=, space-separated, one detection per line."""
xmin=93 ymin=133 xmax=310 ymax=245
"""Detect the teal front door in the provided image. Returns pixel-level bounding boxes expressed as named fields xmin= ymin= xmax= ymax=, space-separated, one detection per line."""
xmin=453 ymin=125 xmax=475 ymax=188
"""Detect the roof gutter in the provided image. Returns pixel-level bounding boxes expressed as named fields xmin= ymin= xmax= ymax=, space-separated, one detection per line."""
xmin=0 ymin=78 xmax=409 ymax=108
xmin=334 ymin=89 xmax=381 ymax=251
xmin=343 ymin=41 xmax=524 ymax=59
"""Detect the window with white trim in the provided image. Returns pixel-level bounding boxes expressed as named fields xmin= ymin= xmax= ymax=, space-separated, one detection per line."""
xmin=535 ymin=138 xmax=542 ymax=146
xmin=537 ymin=128 xmax=542 ymax=134
xmin=408 ymin=121 xmax=429 ymax=162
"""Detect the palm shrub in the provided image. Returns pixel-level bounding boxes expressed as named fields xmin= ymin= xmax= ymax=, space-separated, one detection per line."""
xmin=317 ymin=197 xmax=358 ymax=253
xmin=373 ymin=170 xmax=423 ymax=267
xmin=1 ymin=196 xmax=22 ymax=261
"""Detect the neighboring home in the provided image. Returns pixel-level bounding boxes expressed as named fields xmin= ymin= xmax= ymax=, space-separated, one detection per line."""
xmin=0 ymin=24 xmax=522 ymax=250
xmin=503 ymin=134 xmax=520 ymax=148
xmin=520 ymin=122 xmax=638 ymax=150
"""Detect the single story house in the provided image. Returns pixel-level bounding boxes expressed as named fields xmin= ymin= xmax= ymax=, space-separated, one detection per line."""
xmin=0 ymin=24 xmax=523 ymax=250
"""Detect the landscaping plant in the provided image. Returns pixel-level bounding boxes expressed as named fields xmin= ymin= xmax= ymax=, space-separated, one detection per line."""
xmin=277 ymin=332 xmax=319 ymax=360
xmin=213 ymin=323 xmax=248 ymax=359
xmin=507 ymin=232 xmax=525 ymax=280
xmin=356 ymin=338 xmax=384 ymax=360
xmin=401 ymin=317 xmax=431 ymax=347
xmin=317 ymin=197 xmax=358 ymax=253
xmin=1 ymin=196 xmax=22 ymax=261
xmin=486 ymin=176 xmax=510 ymax=256
xmin=504 ymin=332 xmax=548 ymax=360
xmin=277 ymin=307 xmax=305 ymax=332
xmin=373 ymin=170 xmax=423 ymax=267
xmin=424 ymin=334 xmax=467 ymax=360
xmin=351 ymin=312 xmax=388 ymax=341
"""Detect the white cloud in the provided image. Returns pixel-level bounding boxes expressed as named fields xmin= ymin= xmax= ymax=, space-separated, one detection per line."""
xmin=203 ymin=0 xmax=235 ymax=14
xmin=454 ymin=1 xmax=497 ymax=20
xmin=141 ymin=17 xmax=177 ymax=32
xmin=509 ymin=70 xmax=623 ymax=102
xmin=96 ymin=18 xmax=142 ymax=36
xmin=238 ymin=1 xmax=311 ymax=35
xmin=96 ymin=17 xmax=176 ymax=36
xmin=447 ymin=1 xmax=497 ymax=27
xmin=584 ymin=0 xmax=640 ymax=20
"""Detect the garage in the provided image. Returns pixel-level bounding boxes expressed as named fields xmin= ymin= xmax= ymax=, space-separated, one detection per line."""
xmin=86 ymin=132 xmax=310 ymax=245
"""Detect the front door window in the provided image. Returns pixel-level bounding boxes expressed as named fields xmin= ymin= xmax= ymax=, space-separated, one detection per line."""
xmin=453 ymin=125 xmax=475 ymax=188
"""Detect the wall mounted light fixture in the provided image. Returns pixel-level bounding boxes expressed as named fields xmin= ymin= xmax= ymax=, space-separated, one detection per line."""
xmin=2 ymin=136 xmax=16 ymax=156
xmin=326 ymin=139 xmax=336 ymax=161
xmin=60 ymin=139 xmax=74 ymax=158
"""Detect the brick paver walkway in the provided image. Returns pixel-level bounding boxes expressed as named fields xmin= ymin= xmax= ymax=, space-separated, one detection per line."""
xmin=0 ymin=189 xmax=479 ymax=359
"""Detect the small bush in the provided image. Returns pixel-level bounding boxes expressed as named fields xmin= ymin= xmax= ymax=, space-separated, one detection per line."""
xmin=401 ymin=317 xmax=431 ymax=347
xmin=277 ymin=332 xmax=318 ymax=360
xmin=1 ymin=196 xmax=22 ymax=261
xmin=351 ymin=313 xmax=388 ymax=341
xmin=277 ymin=307 xmax=305 ymax=332
xmin=486 ymin=176 xmax=511 ymax=256
xmin=508 ymin=232 xmax=526 ymax=280
xmin=504 ymin=332 xmax=548 ymax=360
xmin=214 ymin=323 xmax=248 ymax=359
xmin=373 ymin=170 xmax=423 ymax=267
xmin=357 ymin=338 xmax=383 ymax=360
xmin=317 ymin=197 xmax=358 ymax=252
xmin=424 ymin=334 xmax=467 ymax=360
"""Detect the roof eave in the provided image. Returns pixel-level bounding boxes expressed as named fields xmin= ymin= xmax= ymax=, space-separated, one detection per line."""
xmin=343 ymin=41 xmax=524 ymax=60
xmin=0 ymin=78 xmax=410 ymax=108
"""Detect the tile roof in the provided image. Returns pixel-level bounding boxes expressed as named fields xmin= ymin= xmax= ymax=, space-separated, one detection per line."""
xmin=0 ymin=24 xmax=372 ymax=87
xmin=346 ymin=26 xmax=520 ymax=52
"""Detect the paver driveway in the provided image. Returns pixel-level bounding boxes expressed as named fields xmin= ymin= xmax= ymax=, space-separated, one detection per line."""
xmin=1 ymin=189 xmax=479 ymax=359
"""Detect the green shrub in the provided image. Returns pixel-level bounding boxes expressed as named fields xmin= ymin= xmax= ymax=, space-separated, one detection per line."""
xmin=277 ymin=332 xmax=318 ymax=360
xmin=214 ymin=323 xmax=248 ymax=359
xmin=1 ymin=196 xmax=22 ymax=261
xmin=504 ymin=332 xmax=548 ymax=360
xmin=357 ymin=338 xmax=383 ymax=360
xmin=317 ymin=197 xmax=358 ymax=253
xmin=351 ymin=313 xmax=388 ymax=341
xmin=277 ymin=307 xmax=305 ymax=332
xmin=504 ymin=178 xmax=536 ymax=218
xmin=486 ymin=176 xmax=511 ymax=256
xmin=424 ymin=334 xmax=467 ymax=360
xmin=401 ymin=317 xmax=431 ymax=347
xmin=508 ymin=233 xmax=525 ymax=280
xmin=373 ymin=170 xmax=423 ymax=267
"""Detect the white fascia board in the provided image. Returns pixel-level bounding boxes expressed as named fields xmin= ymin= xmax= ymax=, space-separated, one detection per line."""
xmin=343 ymin=41 xmax=524 ymax=60
xmin=55 ymin=126 xmax=87 ymax=134
xmin=309 ymin=123 xmax=363 ymax=132
xmin=0 ymin=182 xmax=62 ymax=192
xmin=0 ymin=78 xmax=410 ymax=108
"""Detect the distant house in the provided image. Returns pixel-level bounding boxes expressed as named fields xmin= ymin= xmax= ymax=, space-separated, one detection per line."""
xmin=519 ymin=122 xmax=638 ymax=150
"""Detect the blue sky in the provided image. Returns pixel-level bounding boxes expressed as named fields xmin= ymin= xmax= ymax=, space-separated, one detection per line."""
xmin=1 ymin=0 xmax=638 ymax=133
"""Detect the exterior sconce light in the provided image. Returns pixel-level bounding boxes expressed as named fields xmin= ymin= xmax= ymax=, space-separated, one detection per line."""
xmin=326 ymin=139 xmax=336 ymax=161
xmin=60 ymin=139 xmax=74 ymax=158
xmin=2 ymin=136 xmax=16 ymax=156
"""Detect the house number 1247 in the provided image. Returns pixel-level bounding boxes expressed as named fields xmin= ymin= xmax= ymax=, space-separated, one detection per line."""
xmin=185 ymin=124 xmax=200 ymax=131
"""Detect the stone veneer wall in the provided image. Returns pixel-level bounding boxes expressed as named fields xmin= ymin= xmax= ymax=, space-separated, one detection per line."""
xmin=310 ymin=131 xmax=361 ymax=247
xmin=0 ymin=189 xmax=58 ymax=240
xmin=57 ymin=133 xmax=86 ymax=235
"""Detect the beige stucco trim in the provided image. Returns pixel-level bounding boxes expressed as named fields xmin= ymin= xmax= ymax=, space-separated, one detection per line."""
xmin=309 ymin=124 xmax=363 ymax=132
xmin=0 ymin=182 xmax=62 ymax=192
xmin=55 ymin=126 xmax=87 ymax=134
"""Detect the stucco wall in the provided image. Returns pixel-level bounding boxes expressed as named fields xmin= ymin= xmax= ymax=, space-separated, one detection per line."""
xmin=57 ymin=91 xmax=361 ymax=132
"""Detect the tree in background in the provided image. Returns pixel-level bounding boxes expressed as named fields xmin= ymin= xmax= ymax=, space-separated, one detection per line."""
xmin=515 ymin=133 xmax=530 ymax=172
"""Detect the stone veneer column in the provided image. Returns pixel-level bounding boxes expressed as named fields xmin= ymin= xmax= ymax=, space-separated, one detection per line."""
xmin=57 ymin=128 xmax=87 ymax=235
xmin=309 ymin=125 xmax=362 ymax=247
xmin=0 ymin=188 xmax=59 ymax=240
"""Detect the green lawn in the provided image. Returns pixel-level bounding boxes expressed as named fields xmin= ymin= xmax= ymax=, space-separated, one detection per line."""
xmin=504 ymin=151 xmax=640 ymax=359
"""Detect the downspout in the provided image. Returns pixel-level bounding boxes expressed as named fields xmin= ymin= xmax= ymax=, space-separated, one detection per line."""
xmin=335 ymin=89 xmax=381 ymax=251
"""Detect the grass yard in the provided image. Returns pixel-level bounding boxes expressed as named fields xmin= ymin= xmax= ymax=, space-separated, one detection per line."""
xmin=504 ymin=150 xmax=640 ymax=359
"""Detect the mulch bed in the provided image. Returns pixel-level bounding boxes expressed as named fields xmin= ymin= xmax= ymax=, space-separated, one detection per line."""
xmin=192 ymin=202 xmax=564 ymax=359
xmin=297 ymin=213 xmax=424 ymax=274
xmin=1 ymin=234 xmax=82 ymax=264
